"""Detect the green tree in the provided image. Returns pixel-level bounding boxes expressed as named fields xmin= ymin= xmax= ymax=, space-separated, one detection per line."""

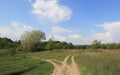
xmin=20 ymin=30 xmax=45 ymax=52
xmin=46 ymin=38 xmax=54 ymax=51
xmin=91 ymin=40 xmax=101 ymax=50
xmin=0 ymin=37 xmax=18 ymax=49
xmin=68 ymin=42 xmax=74 ymax=49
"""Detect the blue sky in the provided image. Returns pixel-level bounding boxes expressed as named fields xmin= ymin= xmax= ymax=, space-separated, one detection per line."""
xmin=0 ymin=0 xmax=120 ymax=44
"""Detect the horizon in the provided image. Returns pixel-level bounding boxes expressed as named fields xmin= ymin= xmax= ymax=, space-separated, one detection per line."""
xmin=0 ymin=0 xmax=120 ymax=45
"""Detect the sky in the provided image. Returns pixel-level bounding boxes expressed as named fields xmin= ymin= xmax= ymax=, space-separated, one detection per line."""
xmin=0 ymin=0 xmax=120 ymax=45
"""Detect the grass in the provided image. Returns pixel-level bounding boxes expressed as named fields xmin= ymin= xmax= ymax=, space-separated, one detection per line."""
xmin=1 ymin=49 xmax=120 ymax=75
xmin=27 ymin=50 xmax=80 ymax=61
xmin=67 ymin=55 xmax=72 ymax=65
xmin=0 ymin=54 xmax=53 ymax=75
xmin=22 ymin=61 xmax=53 ymax=75
xmin=75 ymin=50 xmax=120 ymax=75
xmin=0 ymin=49 xmax=16 ymax=56
xmin=0 ymin=49 xmax=78 ymax=75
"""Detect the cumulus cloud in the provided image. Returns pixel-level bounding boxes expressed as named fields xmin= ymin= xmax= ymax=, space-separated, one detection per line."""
xmin=50 ymin=21 xmax=120 ymax=44
xmin=52 ymin=26 xmax=72 ymax=34
xmin=50 ymin=26 xmax=71 ymax=42
xmin=68 ymin=34 xmax=82 ymax=39
xmin=0 ymin=21 xmax=33 ymax=40
xmin=29 ymin=0 xmax=72 ymax=43
xmin=54 ymin=35 xmax=66 ymax=41
xmin=48 ymin=35 xmax=66 ymax=42
xmin=94 ymin=21 xmax=120 ymax=43
xmin=68 ymin=21 xmax=120 ymax=44
xmin=48 ymin=26 xmax=71 ymax=42
xmin=68 ymin=34 xmax=93 ymax=45
xmin=49 ymin=21 xmax=120 ymax=44
xmin=31 ymin=0 xmax=72 ymax=23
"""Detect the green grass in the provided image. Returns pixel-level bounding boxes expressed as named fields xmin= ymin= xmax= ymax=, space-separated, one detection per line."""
xmin=0 ymin=54 xmax=53 ymax=75
xmin=75 ymin=50 xmax=120 ymax=75
xmin=22 ymin=61 xmax=53 ymax=75
xmin=1 ymin=49 xmax=120 ymax=75
xmin=0 ymin=49 xmax=16 ymax=56
xmin=27 ymin=50 xmax=80 ymax=61
xmin=67 ymin=55 xmax=72 ymax=65
xmin=0 ymin=49 xmax=80 ymax=75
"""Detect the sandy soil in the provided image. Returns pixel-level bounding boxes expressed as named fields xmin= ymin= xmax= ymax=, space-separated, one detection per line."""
xmin=46 ymin=55 xmax=80 ymax=75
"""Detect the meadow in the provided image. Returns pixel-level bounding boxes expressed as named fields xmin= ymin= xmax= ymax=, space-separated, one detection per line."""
xmin=76 ymin=50 xmax=120 ymax=75
xmin=27 ymin=49 xmax=120 ymax=75
xmin=0 ymin=50 xmax=53 ymax=75
xmin=0 ymin=49 xmax=120 ymax=75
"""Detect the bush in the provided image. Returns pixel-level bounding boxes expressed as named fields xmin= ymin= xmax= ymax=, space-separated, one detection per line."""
xmin=91 ymin=40 xmax=101 ymax=50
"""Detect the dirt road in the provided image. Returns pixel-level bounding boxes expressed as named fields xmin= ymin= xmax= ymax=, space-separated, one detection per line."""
xmin=46 ymin=55 xmax=80 ymax=75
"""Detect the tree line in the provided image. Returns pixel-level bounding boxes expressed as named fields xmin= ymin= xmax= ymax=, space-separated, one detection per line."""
xmin=0 ymin=30 xmax=74 ymax=52
xmin=0 ymin=30 xmax=120 ymax=53
xmin=0 ymin=37 xmax=19 ymax=49
xmin=74 ymin=40 xmax=120 ymax=50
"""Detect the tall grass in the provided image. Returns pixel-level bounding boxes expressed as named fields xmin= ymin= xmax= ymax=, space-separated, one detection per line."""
xmin=76 ymin=50 xmax=120 ymax=75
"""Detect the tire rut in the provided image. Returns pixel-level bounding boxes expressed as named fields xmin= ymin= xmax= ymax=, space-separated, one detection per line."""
xmin=46 ymin=55 xmax=80 ymax=75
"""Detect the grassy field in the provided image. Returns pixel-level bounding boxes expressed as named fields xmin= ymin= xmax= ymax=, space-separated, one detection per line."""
xmin=0 ymin=49 xmax=120 ymax=75
xmin=0 ymin=49 xmax=16 ymax=56
xmin=27 ymin=50 xmax=80 ymax=61
xmin=28 ymin=50 xmax=120 ymax=75
xmin=75 ymin=50 xmax=120 ymax=75
xmin=0 ymin=54 xmax=53 ymax=75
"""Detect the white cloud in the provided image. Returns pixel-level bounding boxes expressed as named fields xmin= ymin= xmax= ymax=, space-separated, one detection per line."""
xmin=50 ymin=21 xmax=120 ymax=44
xmin=68 ymin=21 xmax=120 ymax=44
xmin=54 ymin=35 xmax=66 ymax=41
xmin=0 ymin=21 xmax=33 ymax=40
xmin=94 ymin=21 xmax=120 ymax=43
xmin=68 ymin=34 xmax=82 ymax=39
xmin=31 ymin=0 xmax=72 ymax=23
xmin=51 ymin=26 xmax=71 ymax=42
xmin=52 ymin=26 xmax=72 ymax=34
xmin=68 ymin=34 xmax=93 ymax=45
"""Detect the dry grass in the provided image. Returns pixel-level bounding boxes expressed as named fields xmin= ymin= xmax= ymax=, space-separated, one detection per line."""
xmin=76 ymin=50 xmax=120 ymax=75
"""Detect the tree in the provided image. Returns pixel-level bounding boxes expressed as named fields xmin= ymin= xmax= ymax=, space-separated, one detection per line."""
xmin=20 ymin=30 xmax=45 ymax=52
xmin=68 ymin=42 xmax=74 ymax=49
xmin=0 ymin=37 xmax=18 ymax=49
xmin=46 ymin=38 xmax=54 ymax=51
xmin=91 ymin=40 xmax=101 ymax=50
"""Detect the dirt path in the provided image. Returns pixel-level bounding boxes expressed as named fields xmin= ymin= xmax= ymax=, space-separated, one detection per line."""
xmin=46 ymin=60 xmax=60 ymax=75
xmin=69 ymin=55 xmax=80 ymax=75
xmin=46 ymin=55 xmax=80 ymax=75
